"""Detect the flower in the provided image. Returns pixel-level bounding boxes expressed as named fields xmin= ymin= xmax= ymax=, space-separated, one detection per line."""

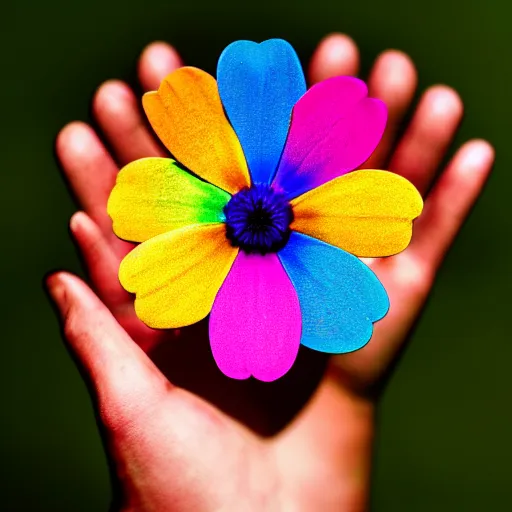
xmin=107 ymin=39 xmax=423 ymax=382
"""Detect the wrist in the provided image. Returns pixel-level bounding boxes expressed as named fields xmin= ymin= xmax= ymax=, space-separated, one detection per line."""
xmin=275 ymin=373 xmax=375 ymax=511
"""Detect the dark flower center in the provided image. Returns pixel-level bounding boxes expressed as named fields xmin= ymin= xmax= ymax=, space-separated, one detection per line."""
xmin=224 ymin=184 xmax=293 ymax=255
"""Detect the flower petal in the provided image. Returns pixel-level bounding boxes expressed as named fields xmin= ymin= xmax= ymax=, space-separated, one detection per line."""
xmin=108 ymin=157 xmax=231 ymax=243
xmin=272 ymin=76 xmax=387 ymax=199
xmin=143 ymin=67 xmax=250 ymax=194
xmin=278 ymin=232 xmax=389 ymax=353
xmin=209 ymin=252 xmax=301 ymax=381
xmin=291 ymin=170 xmax=423 ymax=257
xmin=217 ymin=39 xmax=306 ymax=185
xmin=119 ymin=224 xmax=238 ymax=328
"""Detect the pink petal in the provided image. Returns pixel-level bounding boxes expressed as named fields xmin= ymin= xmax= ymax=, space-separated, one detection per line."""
xmin=209 ymin=252 xmax=301 ymax=382
xmin=272 ymin=76 xmax=387 ymax=199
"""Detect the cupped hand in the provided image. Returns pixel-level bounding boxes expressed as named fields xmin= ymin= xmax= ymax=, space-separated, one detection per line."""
xmin=49 ymin=35 xmax=494 ymax=511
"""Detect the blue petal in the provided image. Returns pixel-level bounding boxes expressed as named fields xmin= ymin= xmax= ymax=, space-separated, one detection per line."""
xmin=278 ymin=232 xmax=389 ymax=353
xmin=217 ymin=39 xmax=306 ymax=185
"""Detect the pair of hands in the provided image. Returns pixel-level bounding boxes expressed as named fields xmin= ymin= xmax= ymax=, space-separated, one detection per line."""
xmin=48 ymin=34 xmax=494 ymax=511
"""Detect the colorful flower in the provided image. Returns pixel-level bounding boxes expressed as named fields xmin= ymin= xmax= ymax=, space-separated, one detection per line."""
xmin=107 ymin=39 xmax=423 ymax=382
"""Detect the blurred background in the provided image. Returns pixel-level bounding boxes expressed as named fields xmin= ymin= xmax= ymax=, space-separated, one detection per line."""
xmin=2 ymin=0 xmax=510 ymax=510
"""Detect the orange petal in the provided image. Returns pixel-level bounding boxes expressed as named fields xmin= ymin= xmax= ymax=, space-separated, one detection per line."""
xmin=143 ymin=67 xmax=251 ymax=194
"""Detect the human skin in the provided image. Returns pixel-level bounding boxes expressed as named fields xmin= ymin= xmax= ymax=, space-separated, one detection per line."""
xmin=48 ymin=34 xmax=495 ymax=511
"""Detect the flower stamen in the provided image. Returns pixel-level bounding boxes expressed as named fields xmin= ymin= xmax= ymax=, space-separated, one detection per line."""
xmin=224 ymin=184 xmax=293 ymax=255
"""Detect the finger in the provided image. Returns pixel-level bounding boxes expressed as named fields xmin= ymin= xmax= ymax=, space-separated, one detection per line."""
xmin=56 ymin=122 xmax=118 ymax=238
xmin=70 ymin=211 xmax=131 ymax=308
xmin=92 ymin=80 xmax=166 ymax=165
xmin=388 ymin=85 xmax=464 ymax=194
xmin=409 ymin=139 xmax=494 ymax=270
xmin=70 ymin=211 xmax=167 ymax=353
xmin=138 ymin=41 xmax=183 ymax=91
xmin=330 ymin=142 xmax=493 ymax=391
xmin=308 ymin=33 xmax=359 ymax=85
xmin=364 ymin=51 xmax=417 ymax=168
xmin=46 ymin=272 xmax=170 ymax=423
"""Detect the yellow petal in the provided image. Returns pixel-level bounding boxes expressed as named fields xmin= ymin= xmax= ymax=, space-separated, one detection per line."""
xmin=291 ymin=170 xmax=423 ymax=257
xmin=143 ymin=67 xmax=251 ymax=194
xmin=107 ymin=157 xmax=230 ymax=243
xmin=119 ymin=224 xmax=238 ymax=328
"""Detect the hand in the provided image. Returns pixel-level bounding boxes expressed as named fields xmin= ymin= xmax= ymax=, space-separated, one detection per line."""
xmin=49 ymin=34 xmax=494 ymax=511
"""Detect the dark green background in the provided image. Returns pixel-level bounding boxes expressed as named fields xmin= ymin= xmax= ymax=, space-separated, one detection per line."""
xmin=2 ymin=0 xmax=510 ymax=510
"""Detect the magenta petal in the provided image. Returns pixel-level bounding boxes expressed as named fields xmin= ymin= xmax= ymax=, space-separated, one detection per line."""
xmin=209 ymin=252 xmax=302 ymax=382
xmin=272 ymin=76 xmax=387 ymax=199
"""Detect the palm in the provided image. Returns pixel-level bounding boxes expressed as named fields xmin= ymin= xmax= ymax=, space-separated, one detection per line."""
xmin=51 ymin=35 xmax=493 ymax=511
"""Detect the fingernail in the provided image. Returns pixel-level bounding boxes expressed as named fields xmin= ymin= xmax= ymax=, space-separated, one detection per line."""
xmin=427 ymin=86 xmax=463 ymax=117
xmin=463 ymin=141 xmax=495 ymax=168
xmin=69 ymin=211 xmax=86 ymax=236
xmin=69 ymin=213 xmax=80 ymax=234
xmin=57 ymin=122 xmax=95 ymax=157
xmin=376 ymin=51 xmax=416 ymax=91
xmin=96 ymin=80 xmax=131 ymax=113
xmin=46 ymin=274 xmax=67 ymax=310
xmin=147 ymin=43 xmax=182 ymax=76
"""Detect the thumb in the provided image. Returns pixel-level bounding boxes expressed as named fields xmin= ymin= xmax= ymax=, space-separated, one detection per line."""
xmin=46 ymin=272 xmax=171 ymax=427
